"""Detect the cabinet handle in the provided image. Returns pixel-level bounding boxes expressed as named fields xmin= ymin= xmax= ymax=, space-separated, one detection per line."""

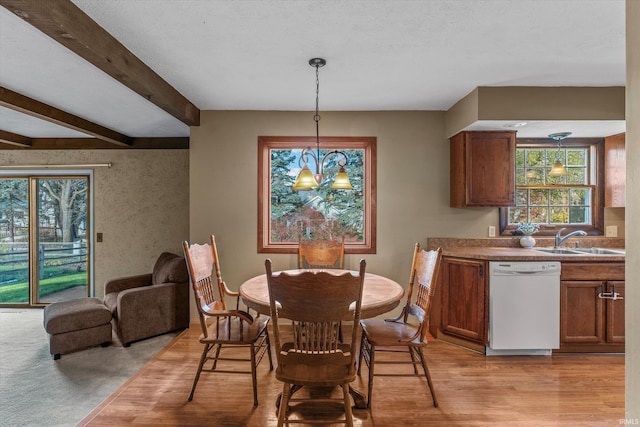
xmin=611 ymin=283 xmax=623 ymax=300
xmin=598 ymin=283 xmax=624 ymax=300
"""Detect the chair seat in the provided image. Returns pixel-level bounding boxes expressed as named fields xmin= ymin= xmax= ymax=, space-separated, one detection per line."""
xmin=200 ymin=315 xmax=269 ymax=344
xmin=360 ymin=318 xmax=424 ymax=346
xmin=277 ymin=344 xmax=355 ymax=386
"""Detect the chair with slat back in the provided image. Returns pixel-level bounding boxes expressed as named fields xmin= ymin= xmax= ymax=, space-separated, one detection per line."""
xmin=266 ymin=258 xmax=366 ymax=427
xmin=358 ymin=243 xmax=442 ymax=409
xmin=182 ymin=235 xmax=273 ymax=406
xmin=298 ymin=237 xmax=345 ymax=269
xmin=298 ymin=237 xmax=347 ymax=341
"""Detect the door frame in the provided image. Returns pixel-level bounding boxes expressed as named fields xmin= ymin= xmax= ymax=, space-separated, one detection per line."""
xmin=0 ymin=169 xmax=95 ymax=306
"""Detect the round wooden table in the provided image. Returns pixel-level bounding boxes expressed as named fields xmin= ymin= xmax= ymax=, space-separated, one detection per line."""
xmin=239 ymin=268 xmax=405 ymax=410
xmin=240 ymin=269 xmax=405 ymax=319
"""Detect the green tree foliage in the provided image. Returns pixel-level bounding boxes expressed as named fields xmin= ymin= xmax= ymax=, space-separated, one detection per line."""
xmin=0 ymin=179 xmax=28 ymax=242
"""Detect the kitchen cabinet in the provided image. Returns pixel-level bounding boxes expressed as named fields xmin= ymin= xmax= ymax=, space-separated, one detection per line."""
xmin=604 ymin=132 xmax=625 ymax=207
xmin=559 ymin=262 xmax=624 ymax=352
xmin=439 ymin=257 xmax=488 ymax=345
xmin=449 ymin=130 xmax=516 ymax=208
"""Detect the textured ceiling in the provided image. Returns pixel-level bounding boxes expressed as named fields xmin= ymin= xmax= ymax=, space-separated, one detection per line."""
xmin=0 ymin=0 xmax=627 ymax=139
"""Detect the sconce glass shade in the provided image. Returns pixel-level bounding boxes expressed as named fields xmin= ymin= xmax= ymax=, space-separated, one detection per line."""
xmin=549 ymin=161 xmax=568 ymax=176
xmin=330 ymin=166 xmax=353 ymax=190
xmin=292 ymin=163 xmax=319 ymax=190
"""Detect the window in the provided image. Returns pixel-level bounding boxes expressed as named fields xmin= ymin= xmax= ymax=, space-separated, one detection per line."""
xmin=258 ymin=136 xmax=376 ymax=254
xmin=500 ymin=138 xmax=604 ymax=236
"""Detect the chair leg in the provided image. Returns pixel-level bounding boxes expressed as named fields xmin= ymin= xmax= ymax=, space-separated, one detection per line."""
xmin=265 ymin=328 xmax=274 ymax=370
xmin=250 ymin=342 xmax=259 ymax=406
xmin=211 ymin=343 xmax=223 ymax=370
xmin=277 ymin=383 xmax=291 ymax=427
xmin=342 ymin=383 xmax=354 ymax=427
xmin=416 ymin=347 xmax=438 ymax=407
xmin=188 ymin=343 xmax=212 ymax=401
xmin=409 ymin=347 xmax=419 ymax=375
xmin=367 ymin=344 xmax=376 ymax=409
xmin=357 ymin=333 xmax=366 ymax=375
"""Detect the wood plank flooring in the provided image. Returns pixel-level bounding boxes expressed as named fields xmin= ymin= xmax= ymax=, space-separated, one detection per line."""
xmin=78 ymin=327 xmax=624 ymax=426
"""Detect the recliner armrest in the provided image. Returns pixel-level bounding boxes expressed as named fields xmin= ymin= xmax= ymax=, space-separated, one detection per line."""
xmin=114 ymin=281 xmax=190 ymax=345
xmin=104 ymin=273 xmax=153 ymax=295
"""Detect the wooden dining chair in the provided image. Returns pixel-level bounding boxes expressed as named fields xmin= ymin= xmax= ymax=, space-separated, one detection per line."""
xmin=182 ymin=235 xmax=273 ymax=406
xmin=298 ymin=237 xmax=345 ymax=269
xmin=265 ymin=258 xmax=366 ymax=427
xmin=358 ymin=243 xmax=443 ymax=408
xmin=298 ymin=236 xmax=347 ymax=341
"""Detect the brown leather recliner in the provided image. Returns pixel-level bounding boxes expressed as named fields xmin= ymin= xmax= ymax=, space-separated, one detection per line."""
xmin=103 ymin=252 xmax=190 ymax=346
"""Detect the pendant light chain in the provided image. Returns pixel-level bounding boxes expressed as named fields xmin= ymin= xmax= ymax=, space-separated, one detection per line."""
xmin=314 ymin=62 xmax=321 ymax=159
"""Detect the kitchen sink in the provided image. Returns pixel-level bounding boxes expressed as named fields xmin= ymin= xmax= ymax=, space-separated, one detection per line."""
xmin=573 ymin=247 xmax=625 ymax=255
xmin=534 ymin=247 xmax=584 ymax=255
xmin=533 ymin=247 xmax=625 ymax=256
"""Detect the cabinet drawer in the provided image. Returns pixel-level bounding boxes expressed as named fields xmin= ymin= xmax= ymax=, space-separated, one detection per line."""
xmin=561 ymin=263 xmax=625 ymax=281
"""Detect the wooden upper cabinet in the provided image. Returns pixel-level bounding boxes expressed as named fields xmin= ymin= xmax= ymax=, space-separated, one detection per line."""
xmin=604 ymin=132 xmax=625 ymax=207
xmin=450 ymin=130 xmax=516 ymax=208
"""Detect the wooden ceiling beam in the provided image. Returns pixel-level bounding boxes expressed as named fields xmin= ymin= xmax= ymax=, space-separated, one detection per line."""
xmin=0 ymin=129 xmax=32 ymax=147
xmin=0 ymin=137 xmax=189 ymax=150
xmin=0 ymin=87 xmax=132 ymax=146
xmin=1 ymin=0 xmax=200 ymax=127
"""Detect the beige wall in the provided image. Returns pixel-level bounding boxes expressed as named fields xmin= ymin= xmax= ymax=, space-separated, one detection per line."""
xmin=626 ymin=0 xmax=639 ymax=418
xmin=0 ymin=149 xmax=189 ymax=298
xmin=189 ymin=110 xmax=498 ymax=318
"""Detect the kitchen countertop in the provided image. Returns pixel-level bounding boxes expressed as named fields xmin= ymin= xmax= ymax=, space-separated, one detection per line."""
xmin=427 ymin=237 xmax=625 ymax=262
xmin=438 ymin=246 xmax=625 ymax=262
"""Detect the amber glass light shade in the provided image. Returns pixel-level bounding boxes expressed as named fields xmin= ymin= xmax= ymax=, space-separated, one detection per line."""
xmin=330 ymin=166 xmax=353 ymax=190
xmin=292 ymin=163 xmax=319 ymax=191
xmin=549 ymin=161 xmax=568 ymax=176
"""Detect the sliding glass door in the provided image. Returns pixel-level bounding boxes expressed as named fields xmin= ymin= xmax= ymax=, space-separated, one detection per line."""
xmin=0 ymin=176 xmax=90 ymax=306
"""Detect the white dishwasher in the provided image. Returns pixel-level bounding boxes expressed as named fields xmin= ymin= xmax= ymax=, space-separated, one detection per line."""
xmin=487 ymin=261 xmax=561 ymax=356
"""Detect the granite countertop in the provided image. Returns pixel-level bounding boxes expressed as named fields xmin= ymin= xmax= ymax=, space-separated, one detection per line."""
xmin=427 ymin=237 xmax=625 ymax=262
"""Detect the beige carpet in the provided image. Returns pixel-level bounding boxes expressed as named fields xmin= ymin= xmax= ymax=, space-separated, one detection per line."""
xmin=0 ymin=308 xmax=179 ymax=427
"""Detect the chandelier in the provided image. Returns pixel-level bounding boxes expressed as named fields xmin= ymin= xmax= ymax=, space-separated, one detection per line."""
xmin=291 ymin=58 xmax=353 ymax=191
xmin=548 ymin=132 xmax=571 ymax=176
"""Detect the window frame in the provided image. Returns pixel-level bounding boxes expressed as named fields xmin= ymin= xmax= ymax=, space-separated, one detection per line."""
xmin=258 ymin=136 xmax=377 ymax=254
xmin=500 ymin=138 xmax=604 ymax=236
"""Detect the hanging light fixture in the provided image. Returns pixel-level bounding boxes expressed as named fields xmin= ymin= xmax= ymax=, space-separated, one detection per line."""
xmin=548 ymin=132 xmax=572 ymax=176
xmin=291 ymin=58 xmax=353 ymax=191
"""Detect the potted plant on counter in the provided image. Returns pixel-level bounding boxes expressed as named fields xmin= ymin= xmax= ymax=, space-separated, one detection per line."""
xmin=516 ymin=222 xmax=540 ymax=248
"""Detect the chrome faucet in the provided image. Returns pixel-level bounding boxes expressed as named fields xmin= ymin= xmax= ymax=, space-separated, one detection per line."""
xmin=555 ymin=228 xmax=587 ymax=248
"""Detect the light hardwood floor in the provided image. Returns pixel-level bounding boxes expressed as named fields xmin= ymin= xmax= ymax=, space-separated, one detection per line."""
xmin=78 ymin=326 xmax=624 ymax=426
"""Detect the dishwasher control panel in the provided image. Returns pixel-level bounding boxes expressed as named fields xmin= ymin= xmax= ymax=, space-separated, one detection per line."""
xmin=491 ymin=262 xmax=561 ymax=275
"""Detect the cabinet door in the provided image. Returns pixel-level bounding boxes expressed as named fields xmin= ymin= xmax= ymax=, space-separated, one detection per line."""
xmin=560 ymin=281 xmax=604 ymax=344
xmin=440 ymin=258 xmax=488 ymax=343
xmin=606 ymin=281 xmax=625 ymax=343
xmin=450 ymin=131 xmax=516 ymax=207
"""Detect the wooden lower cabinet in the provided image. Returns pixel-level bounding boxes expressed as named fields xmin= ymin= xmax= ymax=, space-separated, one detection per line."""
xmin=439 ymin=257 xmax=488 ymax=346
xmin=559 ymin=262 xmax=625 ymax=352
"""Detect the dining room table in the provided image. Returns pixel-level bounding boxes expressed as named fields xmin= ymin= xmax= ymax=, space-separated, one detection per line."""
xmin=239 ymin=268 xmax=405 ymax=409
